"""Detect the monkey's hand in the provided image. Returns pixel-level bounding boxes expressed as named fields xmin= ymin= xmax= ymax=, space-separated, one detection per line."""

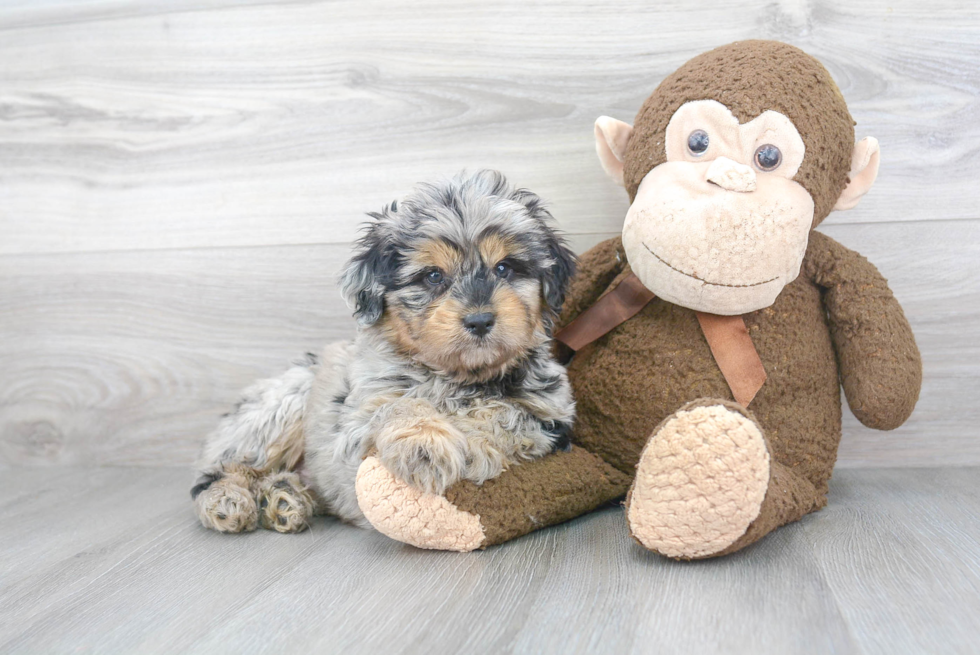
xmin=373 ymin=398 xmax=468 ymax=495
xmin=804 ymin=231 xmax=922 ymax=430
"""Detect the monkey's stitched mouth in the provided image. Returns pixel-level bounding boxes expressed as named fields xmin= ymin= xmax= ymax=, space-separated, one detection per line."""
xmin=642 ymin=243 xmax=779 ymax=288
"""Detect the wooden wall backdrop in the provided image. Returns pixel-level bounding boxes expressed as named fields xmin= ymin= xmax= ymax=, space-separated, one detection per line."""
xmin=1 ymin=0 xmax=977 ymax=470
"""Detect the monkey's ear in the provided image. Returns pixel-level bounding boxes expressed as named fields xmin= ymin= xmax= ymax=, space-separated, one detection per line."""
xmin=834 ymin=137 xmax=880 ymax=211
xmin=594 ymin=117 xmax=634 ymax=186
xmin=340 ymin=215 xmax=397 ymax=326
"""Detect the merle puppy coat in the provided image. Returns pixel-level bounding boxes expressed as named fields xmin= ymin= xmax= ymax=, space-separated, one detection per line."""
xmin=192 ymin=171 xmax=578 ymax=533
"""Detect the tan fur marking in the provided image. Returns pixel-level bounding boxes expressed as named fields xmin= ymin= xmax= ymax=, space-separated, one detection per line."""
xmin=382 ymin=283 xmax=540 ymax=383
xmin=478 ymin=233 xmax=518 ymax=268
xmin=492 ymin=285 xmax=541 ymax=347
xmin=422 ymin=295 xmax=468 ymax=351
xmin=263 ymin=419 xmax=306 ymax=473
xmin=379 ymin=310 xmax=418 ymax=358
xmin=415 ymin=239 xmax=462 ymax=274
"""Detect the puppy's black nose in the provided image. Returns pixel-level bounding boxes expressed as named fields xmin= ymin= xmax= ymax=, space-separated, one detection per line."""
xmin=462 ymin=312 xmax=495 ymax=337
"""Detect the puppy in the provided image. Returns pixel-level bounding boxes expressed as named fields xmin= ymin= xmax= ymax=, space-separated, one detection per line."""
xmin=192 ymin=170 xmax=578 ymax=533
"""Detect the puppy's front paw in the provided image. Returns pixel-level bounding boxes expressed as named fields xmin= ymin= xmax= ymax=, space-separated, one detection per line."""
xmin=376 ymin=405 xmax=467 ymax=494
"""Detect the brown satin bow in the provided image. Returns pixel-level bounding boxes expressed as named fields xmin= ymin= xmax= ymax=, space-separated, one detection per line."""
xmin=554 ymin=272 xmax=767 ymax=407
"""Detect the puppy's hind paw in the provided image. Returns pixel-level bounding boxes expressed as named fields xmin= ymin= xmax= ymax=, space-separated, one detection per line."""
xmin=256 ymin=472 xmax=314 ymax=533
xmin=195 ymin=479 xmax=258 ymax=533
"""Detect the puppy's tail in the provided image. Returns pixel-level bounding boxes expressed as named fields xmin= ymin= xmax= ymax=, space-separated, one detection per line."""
xmin=192 ymin=352 xmax=321 ymax=498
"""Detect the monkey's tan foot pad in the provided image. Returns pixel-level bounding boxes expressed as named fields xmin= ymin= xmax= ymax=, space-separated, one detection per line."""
xmin=196 ymin=481 xmax=259 ymax=533
xmin=355 ymin=456 xmax=486 ymax=552
xmin=626 ymin=401 xmax=770 ymax=559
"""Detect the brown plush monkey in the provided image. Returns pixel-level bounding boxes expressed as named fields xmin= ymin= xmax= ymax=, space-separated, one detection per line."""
xmin=354 ymin=40 xmax=922 ymax=559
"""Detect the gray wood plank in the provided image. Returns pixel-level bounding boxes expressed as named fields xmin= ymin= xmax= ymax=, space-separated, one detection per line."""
xmin=803 ymin=468 xmax=980 ymax=654
xmin=0 ymin=0 xmax=978 ymax=256
xmin=822 ymin=221 xmax=980 ymax=469
xmin=0 ymin=244 xmax=355 ymax=469
xmin=0 ymin=466 xmax=977 ymax=654
xmin=1 ymin=220 xmax=975 ymax=469
xmin=0 ymin=468 xmax=192 ymax=624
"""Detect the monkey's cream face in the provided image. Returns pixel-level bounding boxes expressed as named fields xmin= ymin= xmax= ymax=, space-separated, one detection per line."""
xmin=622 ymin=100 xmax=814 ymax=315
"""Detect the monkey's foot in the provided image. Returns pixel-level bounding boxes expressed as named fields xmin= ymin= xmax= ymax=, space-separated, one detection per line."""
xmin=626 ymin=400 xmax=770 ymax=559
xmin=256 ymin=471 xmax=315 ymax=533
xmin=195 ymin=478 xmax=259 ymax=533
xmin=355 ymin=456 xmax=486 ymax=552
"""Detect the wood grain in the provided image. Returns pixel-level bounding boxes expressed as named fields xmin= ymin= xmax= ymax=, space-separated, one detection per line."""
xmin=0 ymin=466 xmax=976 ymax=654
xmin=0 ymin=244 xmax=356 ymax=468
xmin=802 ymin=468 xmax=980 ymax=654
xmin=0 ymin=0 xmax=978 ymax=256
xmin=1 ymin=2 xmax=977 ymax=468
xmin=1 ymin=220 xmax=976 ymax=469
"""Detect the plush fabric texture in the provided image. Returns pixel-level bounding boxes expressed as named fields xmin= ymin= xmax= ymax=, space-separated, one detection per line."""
xmin=445 ymin=446 xmax=632 ymax=548
xmin=356 ymin=40 xmax=921 ymax=559
xmin=625 ymin=400 xmax=771 ymax=559
xmin=356 ymin=456 xmax=486 ymax=551
xmin=623 ymin=40 xmax=855 ymax=226
xmin=804 ymin=231 xmax=923 ymax=429
xmin=356 ymin=446 xmax=630 ymax=550
xmin=562 ymin=237 xmax=842 ymax=485
xmin=379 ymin=229 xmax=920 ymax=558
xmin=621 ymin=153 xmax=816 ymax=314
xmin=715 ymin=457 xmax=822 ymax=557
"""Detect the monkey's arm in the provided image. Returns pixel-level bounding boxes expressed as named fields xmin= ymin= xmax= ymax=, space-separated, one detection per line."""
xmin=803 ymin=231 xmax=922 ymax=430
xmin=555 ymin=236 xmax=627 ymax=332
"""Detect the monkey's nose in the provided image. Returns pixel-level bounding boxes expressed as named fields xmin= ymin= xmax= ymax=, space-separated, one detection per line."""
xmin=462 ymin=312 xmax=495 ymax=337
xmin=706 ymin=156 xmax=757 ymax=193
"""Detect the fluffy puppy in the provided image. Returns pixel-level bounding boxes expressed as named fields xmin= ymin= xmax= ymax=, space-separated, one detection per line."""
xmin=192 ymin=170 xmax=577 ymax=533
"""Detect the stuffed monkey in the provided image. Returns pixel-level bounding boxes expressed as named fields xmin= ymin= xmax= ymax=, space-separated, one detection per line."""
xmin=353 ymin=40 xmax=922 ymax=559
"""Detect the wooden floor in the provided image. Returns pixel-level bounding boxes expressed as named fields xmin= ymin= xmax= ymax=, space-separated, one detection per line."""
xmin=0 ymin=466 xmax=977 ymax=654
xmin=2 ymin=2 xmax=979 ymax=653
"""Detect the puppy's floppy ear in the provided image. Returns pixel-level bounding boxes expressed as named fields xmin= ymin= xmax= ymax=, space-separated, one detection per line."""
xmin=512 ymin=188 xmax=577 ymax=318
xmin=340 ymin=210 xmax=399 ymax=326
xmin=541 ymin=232 xmax=577 ymax=317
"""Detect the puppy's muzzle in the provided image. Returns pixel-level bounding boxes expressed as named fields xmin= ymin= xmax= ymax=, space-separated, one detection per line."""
xmin=462 ymin=312 xmax=495 ymax=338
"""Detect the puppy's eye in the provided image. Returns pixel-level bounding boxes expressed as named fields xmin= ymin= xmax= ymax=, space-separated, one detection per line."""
xmin=425 ymin=270 xmax=444 ymax=285
xmin=754 ymin=144 xmax=782 ymax=171
xmin=687 ymin=130 xmax=709 ymax=156
xmin=493 ymin=262 xmax=513 ymax=279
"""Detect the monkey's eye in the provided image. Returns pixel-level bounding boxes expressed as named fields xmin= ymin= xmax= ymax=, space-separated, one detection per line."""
xmin=754 ymin=144 xmax=782 ymax=171
xmin=425 ymin=270 xmax=444 ymax=285
xmin=493 ymin=262 xmax=513 ymax=279
xmin=687 ymin=130 xmax=710 ymax=156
